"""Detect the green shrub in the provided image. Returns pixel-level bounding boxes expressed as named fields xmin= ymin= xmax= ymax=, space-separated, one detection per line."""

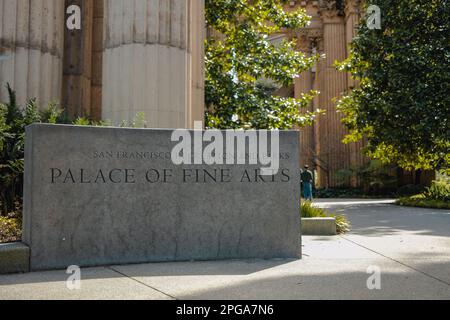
xmin=397 ymin=179 xmax=450 ymax=209
xmin=0 ymin=202 xmax=22 ymax=243
xmin=0 ymin=84 xmax=69 ymax=216
xmin=334 ymin=215 xmax=351 ymax=234
xmin=73 ymin=117 xmax=92 ymax=126
xmin=314 ymin=187 xmax=396 ymax=198
xmin=336 ymin=160 xmax=398 ymax=194
xmin=1 ymin=85 xmax=36 ymax=215
xmin=0 ymin=216 xmax=22 ymax=243
xmin=301 ymin=201 xmax=327 ymax=218
xmin=397 ymin=197 xmax=450 ymax=209
xmin=314 ymin=188 xmax=364 ymax=199
xmin=424 ymin=180 xmax=450 ymax=202
xmin=397 ymin=184 xmax=427 ymax=197
xmin=301 ymin=201 xmax=351 ymax=234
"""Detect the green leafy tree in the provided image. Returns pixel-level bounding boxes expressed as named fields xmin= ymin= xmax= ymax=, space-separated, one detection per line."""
xmin=205 ymin=0 xmax=321 ymax=129
xmin=337 ymin=0 xmax=449 ymax=172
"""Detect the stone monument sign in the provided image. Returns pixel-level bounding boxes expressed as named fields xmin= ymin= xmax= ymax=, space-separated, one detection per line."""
xmin=23 ymin=124 xmax=301 ymax=271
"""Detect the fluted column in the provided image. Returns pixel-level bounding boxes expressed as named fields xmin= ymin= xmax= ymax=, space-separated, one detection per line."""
xmin=345 ymin=0 xmax=365 ymax=187
xmin=0 ymin=0 xmax=65 ymax=107
xmin=318 ymin=6 xmax=348 ymax=187
xmin=345 ymin=0 xmax=360 ymax=89
xmin=295 ymin=27 xmax=325 ymax=175
xmin=295 ymin=30 xmax=314 ymax=169
xmin=102 ymin=0 xmax=205 ymax=129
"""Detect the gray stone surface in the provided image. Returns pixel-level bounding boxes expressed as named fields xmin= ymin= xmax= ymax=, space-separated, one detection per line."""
xmin=0 ymin=266 xmax=172 ymax=300
xmin=0 ymin=243 xmax=30 ymax=274
xmin=302 ymin=217 xmax=337 ymax=235
xmin=1 ymin=201 xmax=449 ymax=299
xmin=23 ymin=124 xmax=301 ymax=271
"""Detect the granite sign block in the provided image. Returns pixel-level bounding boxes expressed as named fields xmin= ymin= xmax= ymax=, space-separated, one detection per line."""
xmin=23 ymin=124 xmax=301 ymax=270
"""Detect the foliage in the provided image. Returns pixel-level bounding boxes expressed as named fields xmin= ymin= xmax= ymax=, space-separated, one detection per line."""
xmin=205 ymin=0 xmax=322 ymax=129
xmin=397 ymin=195 xmax=450 ymax=210
xmin=314 ymin=188 xmax=365 ymax=199
xmin=314 ymin=187 xmax=396 ymax=198
xmin=0 ymin=216 xmax=21 ymax=243
xmin=73 ymin=117 xmax=92 ymax=126
xmin=397 ymin=179 xmax=450 ymax=209
xmin=336 ymin=0 xmax=450 ymax=172
xmin=74 ymin=113 xmax=147 ymax=128
xmin=424 ymin=180 xmax=450 ymax=202
xmin=0 ymin=202 xmax=22 ymax=243
xmin=119 ymin=112 xmax=148 ymax=128
xmin=396 ymin=184 xmax=426 ymax=197
xmin=301 ymin=201 xmax=351 ymax=234
xmin=73 ymin=117 xmax=110 ymax=127
xmin=0 ymin=84 xmax=54 ymax=215
xmin=336 ymin=160 xmax=397 ymax=193
xmin=40 ymin=103 xmax=67 ymax=124
xmin=334 ymin=215 xmax=351 ymax=234
xmin=301 ymin=201 xmax=329 ymax=218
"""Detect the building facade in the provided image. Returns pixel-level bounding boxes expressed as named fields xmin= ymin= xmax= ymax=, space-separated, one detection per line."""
xmin=288 ymin=0 xmax=433 ymax=188
xmin=288 ymin=0 xmax=365 ymax=188
xmin=0 ymin=0 xmax=365 ymax=188
xmin=2 ymin=0 xmax=426 ymax=188
xmin=0 ymin=0 xmax=205 ymax=129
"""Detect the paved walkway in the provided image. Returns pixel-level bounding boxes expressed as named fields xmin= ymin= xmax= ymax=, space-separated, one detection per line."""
xmin=1 ymin=200 xmax=449 ymax=300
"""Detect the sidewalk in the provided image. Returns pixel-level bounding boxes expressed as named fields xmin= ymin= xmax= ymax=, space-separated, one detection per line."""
xmin=1 ymin=200 xmax=449 ymax=300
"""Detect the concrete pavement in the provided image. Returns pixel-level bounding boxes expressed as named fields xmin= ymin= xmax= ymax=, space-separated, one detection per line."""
xmin=1 ymin=200 xmax=449 ymax=300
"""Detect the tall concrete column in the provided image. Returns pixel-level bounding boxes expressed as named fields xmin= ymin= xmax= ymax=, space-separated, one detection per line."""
xmin=344 ymin=0 xmax=360 ymax=89
xmin=0 ymin=0 xmax=65 ymax=107
xmin=295 ymin=28 xmax=326 ymax=173
xmin=345 ymin=0 xmax=365 ymax=187
xmin=102 ymin=0 xmax=205 ymax=129
xmin=318 ymin=4 xmax=349 ymax=187
xmin=295 ymin=30 xmax=314 ymax=168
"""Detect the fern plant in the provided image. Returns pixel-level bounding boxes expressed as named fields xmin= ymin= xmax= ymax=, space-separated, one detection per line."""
xmin=0 ymin=84 xmax=31 ymax=215
xmin=0 ymin=84 xmax=67 ymax=216
xmin=425 ymin=180 xmax=450 ymax=202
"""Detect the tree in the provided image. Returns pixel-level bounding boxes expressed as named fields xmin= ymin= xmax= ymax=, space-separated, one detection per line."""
xmin=205 ymin=0 xmax=322 ymax=129
xmin=337 ymin=0 xmax=450 ymax=172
